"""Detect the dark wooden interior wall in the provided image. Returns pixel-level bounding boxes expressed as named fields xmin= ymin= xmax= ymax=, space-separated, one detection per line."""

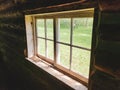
xmin=0 ymin=0 xmax=120 ymax=90
xmin=0 ymin=0 xmax=82 ymax=90
xmin=90 ymin=1 xmax=120 ymax=90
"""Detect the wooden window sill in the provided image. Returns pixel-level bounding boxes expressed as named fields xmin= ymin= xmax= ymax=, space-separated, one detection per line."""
xmin=26 ymin=56 xmax=87 ymax=90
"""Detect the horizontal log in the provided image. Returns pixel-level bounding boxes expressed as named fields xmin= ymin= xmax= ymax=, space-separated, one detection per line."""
xmin=100 ymin=12 xmax=120 ymax=24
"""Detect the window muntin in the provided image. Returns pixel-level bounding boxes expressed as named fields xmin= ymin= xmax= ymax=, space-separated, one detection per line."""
xmin=34 ymin=8 xmax=94 ymax=83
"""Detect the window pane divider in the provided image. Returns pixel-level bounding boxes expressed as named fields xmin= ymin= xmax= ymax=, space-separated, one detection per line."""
xmin=55 ymin=41 xmax=91 ymax=51
xmin=37 ymin=37 xmax=53 ymax=41
xmin=44 ymin=19 xmax=48 ymax=57
xmin=72 ymin=45 xmax=91 ymax=51
xmin=54 ymin=18 xmax=60 ymax=64
xmin=53 ymin=18 xmax=57 ymax=64
xmin=70 ymin=18 xmax=73 ymax=70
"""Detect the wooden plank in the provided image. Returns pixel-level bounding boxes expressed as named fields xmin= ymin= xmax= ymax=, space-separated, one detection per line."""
xmin=100 ymin=12 xmax=120 ymax=24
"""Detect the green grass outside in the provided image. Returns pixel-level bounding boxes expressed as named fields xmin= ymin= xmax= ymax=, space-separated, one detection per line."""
xmin=37 ymin=18 xmax=93 ymax=77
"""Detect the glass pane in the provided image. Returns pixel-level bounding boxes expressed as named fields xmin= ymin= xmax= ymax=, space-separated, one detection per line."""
xmin=71 ymin=47 xmax=90 ymax=78
xmin=73 ymin=18 xmax=93 ymax=49
xmin=58 ymin=44 xmax=70 ymax=68
xmin=58 ymin=18 xmax=70 ymax=43
xmin=36 ymin=19 xmax=45 ymax=37
xmin=47 ymin=40 xmax=54 ymax=60
xmin=46 ymin=19 xmax=53 ymax=40
xmin=37 ymin=38 xmax=45 ymax=56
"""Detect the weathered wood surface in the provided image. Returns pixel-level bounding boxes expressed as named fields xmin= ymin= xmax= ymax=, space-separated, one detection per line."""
xmin=0 ymin=0 xmax=120 ymax=90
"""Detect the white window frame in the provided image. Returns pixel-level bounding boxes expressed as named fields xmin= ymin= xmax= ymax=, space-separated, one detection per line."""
xmin=25 ymin=8 xmax=94 ymax=86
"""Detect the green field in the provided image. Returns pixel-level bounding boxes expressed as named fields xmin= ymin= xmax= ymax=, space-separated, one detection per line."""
xmin=37 ymin=18 xmax=93 ymax=77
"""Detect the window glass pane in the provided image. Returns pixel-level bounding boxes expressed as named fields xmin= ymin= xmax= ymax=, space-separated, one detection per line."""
xmin=46 ymin=19 xmax=53 ymax=40
xmin=36 ymin=19 xmax=45 ymax=37
xmin=58 ymin=18 xmax=70 ymax=43
xmin=58 ymin=44 xmax=70 ymax=68
xmin=71 ymin=47 xmax=90 ymax=78
xmin=34 ymin=9 xmax=94 ymax=79
xmin=73 ymin=18 xmax=93 ymax=49
xmin=47 ymin=40 xmax=54 ymax=60
xmin=37 ymin=38 xmax=45 ymax=56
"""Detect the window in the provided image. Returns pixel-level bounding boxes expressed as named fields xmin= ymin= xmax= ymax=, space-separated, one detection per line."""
xmin=25 ymin=8 xmax=94 ymax=85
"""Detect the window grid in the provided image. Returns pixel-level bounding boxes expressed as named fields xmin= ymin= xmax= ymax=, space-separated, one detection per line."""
xmin=44 ymin=19 xmax=47 ymax=57
xmin=37 ymin=36 xmax=91 ymax=51
xmin=34 ymin=9 xmax=93 ymax=84
xmin=70 ymin=18 xmax=73 ymax=70
xmin=55 ymin=18 xmax=60 ymax=64
xmin=36 ymin=18 xmax=91 ymax=70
